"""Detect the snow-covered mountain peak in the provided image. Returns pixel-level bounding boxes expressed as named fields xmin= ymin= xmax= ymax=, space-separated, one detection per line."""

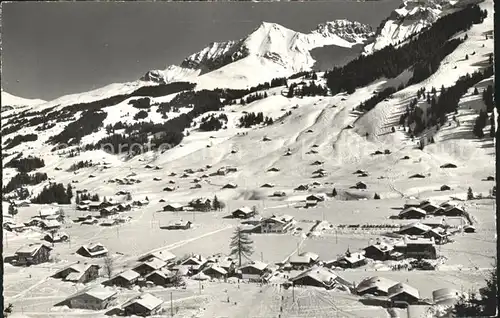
xmin=144 ymin=19 xmax=372 ymax=89
xmin=1 ymin=91 xmax=46 ymax=112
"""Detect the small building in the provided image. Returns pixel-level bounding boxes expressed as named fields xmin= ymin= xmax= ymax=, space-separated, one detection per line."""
xmin=133 ymin=258 xmax=168 ymax=276
xmin=329 ymin=251 xmax=366 ymax=269
xmin=55 ymin=286 xmax=117 ymax=310
xmin=463 ymin=225 xmax=476 ymax=233
xmin=232 ymin=207 xmax=255 ymax=219
xmin=419 ymin=202 xmax=442 ymax=214
xmin=260 ymin=215 xmax=294 ymax=233
xmin=76 ymin=205 xmax=90 ymax=211
xmin=261 ymin=183 xmax=275 ymax=188
xmin=116 ymin=203 xmax=132 ymax=212
xmin=103 ymin=269 xmax=140 ymax=288
xmin=5 ymin=223 xmax=27 ymax=232
xmin=288 ymin=252 xmax=319 ymax=268
xmin=394 ymin=237 xmax=437 ymax=259
xmin=180 ymin=254 xmax=207 ymax=273
xmin=77 ymin=243 xmax=108 ymax=258
xmin=306 ymin=194 xmax=326 ymax=202
xmin=163 ymin=203 xmax=184 ymax=212
xmin=398 ymin=207 xmax=427 ymax=219
xmin=145 ymin=269 xmax=175 ymax=286
xmin=267 ymin=167 xmax=280 ymax=172
xmin=294 ymin=185 xmax=309 ymax=191
xmin=363 ymin=242 xmax=394 ymax=261
xmin=14 ymin=243 xmax=52 ymax=266
xmin=440 ymin=163 xmax=457 ymax=168
xmin=40 ymin=219 xmax=62 ymax=230
xmin=52 ymin=263 xmax=100 ymax=284
xmin=25 ymin=218 xmax=43 ymax=227
xmin=409 ymin=174 xmax=426 ymax=179
xmin=222 ymin=183 xmax=237 ymax=189
xmin=398 ymin=223 xmax=432 ymax=236
xmin=44 ymin=231 xmax=69 ymax=243
xmin=388 ymin=283 xmax=420 ymax=305
xmin=272 ymin=191 xmax=286 ymax=197
xmin=163 ymin=186 xmax=176 ymax=192
xmin=81 ymin=217 xmax=99 ymax=225
xmin=162 ymin=220 xmax=192 ymax=230
xmin=311 ymin=160 xmax=323 ymax=166
xmin=123 ymin=293 xmax=163 ymax=316
xmin=440 ymin=185 xmax=451 ymax=191
xmin=153 ymin=177 xmax=162 ymax=181
xmin=38 ymin=207 xmax=60 ymax=219
xmin=351 ymin=182 xmax=367 ymax=189
xmin=202 ymin=264 xmax=228 ymax=279
xmin=100 ymin=207 xmax=119 ymax=218
xmin=423 ymin=228 xmax=449 ymax=245
xmin=290 ymin=266 xmax=351 ymax=290
xmin=356 ymin=276 xmax=398 ymax=296
xmin=238 ymin=261 xmax=269 ymax=280
xmin=438 ymin=206 xmax=465 ymax=217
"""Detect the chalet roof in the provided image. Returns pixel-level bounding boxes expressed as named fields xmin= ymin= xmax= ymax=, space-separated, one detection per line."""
xmin=203 ymin=264 xmax=228 ymax=276
xmin=123 ymin=293 xmax=164 ymax=311
xmin=399 ymin=222 xmax=432 ymax=233
xmin=181 ymin=254 xmax=207 ymax=266
xmin=165 ymin=203 xmax=183 ymax=209
xmin=399 ymin=207 xmax=427 ymax=217
xmin=420 ymin=202 xmax=441 ymax=210
xmin=265 ymin=214 xmax=294 ymax=224
xmin=115 ymin=269 xmax=140 ymax=282
xmin=443 ymin=205 xmax=465 ymax=213
xmin=40 ymin=219 xmax=62 ymax=228
xmin=145 ymin=268 xmax=173 ymax=280
xmin=71 ymin=286 xmax=117 ymax=301
xmin=139 ymin=250 xmax=176 ymax=262
xmin=421 ymin=217 xmax=445 ymax=226
xmin=364 ymin=242 xmax=394 ymax=253
xmin=79 ymin=243 xmax=108 ymax=257
xmin=356 ymin=276 xmax=398 ymax=294
xmin=233 ymin=206 xmax=253 ymax=214
xmin=239 ymin=260 xmax=268 ymax=271
xmin=291 ymin=266 xmax=341 ymax=287
xmin=388 ymin=282 xmax=420 ymax=300
xmin=288 ymin=252 xmax=319 ymax=264
xmin=306 ymin=194 xmax=326 ymax=201
xmin=341 ymin=252 xmax=365 ymax=264
xmin=16 ymin=243 xmax=52 ymax=255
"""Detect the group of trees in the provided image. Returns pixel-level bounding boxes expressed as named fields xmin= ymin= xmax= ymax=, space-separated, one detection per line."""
xmin=199 ymin=114 xmax=228 ymax=131
xmin=48 ymin=110 xmax=107 ymax=146
xmin=128 ymin=98 xmax=151 ymax=109
xmin=453 ymin=265 xmax=497 ymax=317
xmin=4 ymin=134 xmax=38 ymax=150
xmin=133 ymin=110 xmax=149 ymax=120
xmin=5 ymin=156 xmax=45 ymax=173
xmin=324 ymin=4 xmax=486 ymax=95
xmin=3 ymin=172 xmax=48 ymax=193
xmin=473 ymin=110 xmax=489 ymax=138
xmin=238 ymin=112 xmax=273 ymax=128
xmin=67 ymin=160 xmax=94 ymax=172
xmin=240 ymin=92 xmax=268 ymax=105
xmin=221 ymin=77 xmax=287 ymax=105
xmin=358 ymin=87 xmax=397 ymax=112
xmin=287 ymin=82 xmax=328 ymax=98
xmin=75 ymin=192 xmax=100 ymax=203
xmin=31 ymin=183 xmax=73 ymax=204
xmin=482 ymin=84 xmax=494 ymax=112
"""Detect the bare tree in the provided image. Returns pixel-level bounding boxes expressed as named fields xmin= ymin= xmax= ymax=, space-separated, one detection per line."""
xmin=103 ymin=255 xmax=114 ymax=279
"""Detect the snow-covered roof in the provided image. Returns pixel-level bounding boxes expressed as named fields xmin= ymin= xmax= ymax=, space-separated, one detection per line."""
xmin=165 ymin=203 xmax=183 ymax=209
xmin=403 ymin=236 xmax=435 ymax=245
xmin=356 ymin=276 xmax=398 ymax=294
xmin=342 ymin=252 xmax=365 ymax=264
xmin=82 ymin=286 xmax=117 ymax=301
xmin=399 ymin=222 xmax=432 ymax=233
xmin=16 ymin=243 xmax=51 ymax=255
xmin=364 ymin=242 xmax=394 ymax=253
xmin=399 ymin=207 xmax=426 ymax=216
xmin=38 ymin=207 xmax=59 ymax=217
xmin=123 ymin=293 xmax=163 ymax=311
xmin=291 ymin=266 xmax=341 ymax=286
xmin=116 ymin=269 xmax=140 ymax=281
xmin=40 ymin=220 xmax=61 ymax=228
xmin=239 ymin=260 xmax=268 ymax=271
xmin=233 ymin=206 xmax=253 ymax=214
xmin=288 ymin=252 xmax=319 ymax=264
xmin=139 ymin=250 xmax=176 ymax=262
xmin=203 ymin=264 xmax=228 ymax=276
xmin=388 ymin=282 xmax=420 ymax=300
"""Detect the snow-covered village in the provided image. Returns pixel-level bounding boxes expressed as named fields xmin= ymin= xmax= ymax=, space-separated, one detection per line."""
xmin=1 ymin=0 xmax=497 ymax=317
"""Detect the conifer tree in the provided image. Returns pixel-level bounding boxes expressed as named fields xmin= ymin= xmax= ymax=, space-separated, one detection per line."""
xmin=229 ymin=227 xmax=254 ymax=267
xmin=467 ymin=187 xmax=474 ymax=200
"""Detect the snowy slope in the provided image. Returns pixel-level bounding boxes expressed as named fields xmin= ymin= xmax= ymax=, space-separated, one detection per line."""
xmin=1 ymin=91 xmax=46 ymax=111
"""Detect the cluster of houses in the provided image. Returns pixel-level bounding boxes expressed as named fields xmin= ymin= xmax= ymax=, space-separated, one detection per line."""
xmin=398 ymin=199 xmax=467 ymax=220
xmin=3 ymin=207 xmax=64 ymax=234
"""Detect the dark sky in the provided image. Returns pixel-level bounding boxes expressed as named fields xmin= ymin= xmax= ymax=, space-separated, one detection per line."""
xmin=1 ymin=0 xmax=400 ymax=101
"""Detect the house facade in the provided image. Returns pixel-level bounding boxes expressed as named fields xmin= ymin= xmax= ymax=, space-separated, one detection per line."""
xmin=15 ymin=244 xmax=52 ymax=265
xmin=260 ymin=215 xmax=294 ymax=233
